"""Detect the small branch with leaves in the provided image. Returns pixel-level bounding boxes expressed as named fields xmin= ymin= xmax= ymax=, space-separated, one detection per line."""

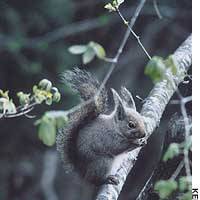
xmin=0 ymin=79 xmax=61 ymax=119
xmin=0 ymin=79 xmax=66 ymax=147
xmin=68 ymin=41 xmax=114 ymax=64
xmin=68 ymin=0 xmax=152 ymax=65
xmin=154 ymin=110 xmax=192 ymax=200
xmin=105 ymin=0 xmax=151 ymax=60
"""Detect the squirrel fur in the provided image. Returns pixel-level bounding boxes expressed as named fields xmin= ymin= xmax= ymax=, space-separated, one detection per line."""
xmin=56 ymin=68 xmax=146 ymax=185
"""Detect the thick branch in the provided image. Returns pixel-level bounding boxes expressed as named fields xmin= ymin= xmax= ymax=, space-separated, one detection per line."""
xmin=96 ymin=35 xmax=192 ymax=200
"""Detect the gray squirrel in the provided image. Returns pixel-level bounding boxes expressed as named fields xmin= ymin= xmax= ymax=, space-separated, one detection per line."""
xmin=56 ymin=68 xmax=146 ymax=185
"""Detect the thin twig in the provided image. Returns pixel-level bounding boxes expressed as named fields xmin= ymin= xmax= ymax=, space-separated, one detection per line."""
xmin=176 ymin=90 xmax=191 ymax=178
xmin=97 ymin=0 xmax=148 ymax=97
xmin=116 ymin=8 xmax=152 ymax=60
xmin=170 ymin=160 xmax=184 ymax=180
xmin=170 ymin=95 xmax=192 ymax=104
xmin=1 ymin=102 xmax=38 ymax=119
xmin=153 ymin=0 xmax=163 ymax=19
xmin=136 ymin=171 xmax=154 ymax=200
xmin=5 ymin=107 xmax=34 ymax=118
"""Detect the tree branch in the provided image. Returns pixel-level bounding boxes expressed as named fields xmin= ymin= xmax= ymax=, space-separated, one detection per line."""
xmin=96 ymin=35 xmax=192 ymax=200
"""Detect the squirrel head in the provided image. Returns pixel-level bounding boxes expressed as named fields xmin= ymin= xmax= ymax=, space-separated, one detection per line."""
xmin=111 ymin=88 xmax=146 ymax=140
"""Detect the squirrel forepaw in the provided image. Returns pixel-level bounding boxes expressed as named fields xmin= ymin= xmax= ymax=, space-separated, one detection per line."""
xmin=105 ymin=175 xmax=120 ymax=185
xmin=139 ymin=138 xmax=147 ymax=146
xmin=134 ymin=138 xmax=147 ymax=147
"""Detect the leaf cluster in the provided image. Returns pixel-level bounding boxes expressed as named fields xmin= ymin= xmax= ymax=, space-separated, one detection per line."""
xmin=104 ymin=0 xmax=124 ymax=12
xmin=155 ymin=177 xmax=192 ymax=200
xmin=35 ymin=111 xmax=68 ymax=146
xmin=0 ymin=79 xmax=61 ymax=118
xmin=68 ymin=41 xmax=106 ymax=64
xmin=145 ymin=55 xmax=179 ymax=83
xmin=154 ymin=135 xmax=192 ymax=200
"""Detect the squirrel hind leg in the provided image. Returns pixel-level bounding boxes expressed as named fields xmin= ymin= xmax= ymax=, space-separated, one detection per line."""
xmin=84 ymin=157 xmax=119 ymax=186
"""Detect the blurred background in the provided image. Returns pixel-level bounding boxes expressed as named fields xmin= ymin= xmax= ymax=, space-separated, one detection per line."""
xmin=0 ymin=0 xmax=191 ymax=200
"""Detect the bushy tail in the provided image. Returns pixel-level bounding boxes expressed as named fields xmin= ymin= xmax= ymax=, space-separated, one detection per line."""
xmin=62 ymin=67 xmax=108 ymax=112
xmin=57 ymin=68 xmax=108 ymax=173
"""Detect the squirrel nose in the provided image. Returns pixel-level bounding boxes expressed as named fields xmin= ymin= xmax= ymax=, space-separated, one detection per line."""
xmin=135 ymin=131 xmax=146 ymax=139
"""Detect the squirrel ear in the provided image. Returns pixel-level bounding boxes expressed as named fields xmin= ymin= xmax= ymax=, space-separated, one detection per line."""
xmin=111 ymin=88 xmax=125 ymax=121
xmin=120 ymin=87 xmax=136 ymax=110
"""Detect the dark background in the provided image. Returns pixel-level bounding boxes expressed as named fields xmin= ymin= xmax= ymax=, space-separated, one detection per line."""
xmin=0 ymin=0 xmax=191 ymax=199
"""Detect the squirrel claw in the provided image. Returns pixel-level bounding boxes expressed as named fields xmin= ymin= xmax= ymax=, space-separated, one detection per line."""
xmin=106 ymin=175 xmax=119 ymax=185
xmin=139 ymin=139 xmax=147 ymax=146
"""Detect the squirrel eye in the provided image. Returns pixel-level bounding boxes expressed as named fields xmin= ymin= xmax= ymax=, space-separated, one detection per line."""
xmin=128 ymin=121 xmax=136 ymax=129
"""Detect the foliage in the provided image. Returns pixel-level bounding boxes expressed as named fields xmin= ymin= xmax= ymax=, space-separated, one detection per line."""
xmin=1 ymin=78 xmax=63 ymax=146
xmin=68 ymin=41 xmax=106 ymax=64
xmin=155 ymin=177 xmax=192 ymax=200
xmin=104 ymin=0 xmax=124 ymax=12
xmin=163 ymin=136 xmax=192 ymax=162
xmin=179 ymin=176 xmax=192 ymax=192
xmin=35 ymin=111 xmax=68 ymax=146
xmin=0 ymin=79 xmax=60 ymax=117
xmin=154 ymin=179 xmax=178 ymax=199
xmin=0 ymin=90 xmax=16 ymax=116
xmin=145 ymin=55 xmax=178 ymax=83
xmin=163 ymin=143 xmax=180 ymax=162
xmin=155 ymin=135 xmax=192 ymax=199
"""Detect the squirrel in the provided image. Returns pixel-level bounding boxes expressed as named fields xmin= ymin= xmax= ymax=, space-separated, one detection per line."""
xmin=56 ymin=68 xmax=146 ymax=186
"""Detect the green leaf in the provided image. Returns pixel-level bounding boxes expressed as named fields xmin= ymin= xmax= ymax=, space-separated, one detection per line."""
xmin=104 ymin=3 xmax=116 ymax=12
xmin=154 ymin=179 xmax=178 ymax=199
xmin=89 ymin=41 xmax=106 ymax=59
xmin=115 ymin=0 xmax=124 ymax=7
xmin=68 ymin=45 xmax=87 ymax=54
xmin=36 ymin=111 xmax=68 ymax=146
xmin=17 ymin=92 xmax=30 ymax=105
xmin=163 ymin=143 xmax=180 ymax=162
xmin=145 ymin=55 xmax=180 ymax=83
xmin=112 ymin=0 xmax=124 ymax=8
xmin=33 ymin=81 xmax=58 ymax=105
xmin=56 ymin=115 xmax=68 ymax=129
xmin=179 ymin=176 xmax=192 ymax=192
xmin=52 ymin=92 xmax=61 ymax=102
xmin=38 ymin=117 xmax=56 ymax=146
xmin=33 ymin=85 xmax=38 ymax=93
xmin=34 ymin=92 xmax=46 ymax=104
xmin=0 ymin=98 xmax=8 ymax=113
xmin=180 ymin=191 xmax=192 ymax=200
xmin=145 ymin=56 xmax=166 ymax=83
xmin=45 ymin=97 xmax=53 ymax=105
xmin=0 ymin=90 xmax=9 ymax=99
xmin=38 ymin=79 xmax=52 ymax=91
xmin=82 ymin=47 xmax=96 ymax=64
xmin=68 ymin=42 xmax=106 ymax=63
xmin=165 ymin=55 xmax=178 ymax=75
xmin=104 ymin=0 xmax=124 ymax=11
xmin=4 ymin=99 xmax=17 ymax=114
